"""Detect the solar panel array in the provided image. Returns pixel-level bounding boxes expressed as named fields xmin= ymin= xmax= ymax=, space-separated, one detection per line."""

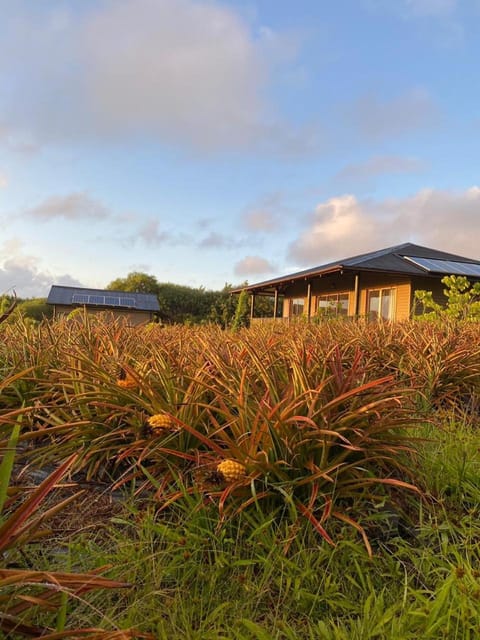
xmin=71 ymin=293 xmax=137 ymax=307
xmin=404 ymin=256 xmax=480 ymax=277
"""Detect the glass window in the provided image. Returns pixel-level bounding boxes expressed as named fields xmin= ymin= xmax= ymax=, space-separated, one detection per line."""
xmin=367 ymin=288 xmax=396 ymax=320
xmin=318 ymin=293 xmax=349 ymax=316
xmin=291 ymin=298 xmax=305 ymax=316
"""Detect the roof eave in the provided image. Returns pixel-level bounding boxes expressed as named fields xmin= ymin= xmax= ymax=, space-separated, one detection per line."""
xmin=231 ymin=265 xmax=345 ymax=294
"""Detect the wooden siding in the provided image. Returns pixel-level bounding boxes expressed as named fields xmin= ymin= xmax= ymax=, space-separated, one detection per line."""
xmin=410 ymin=276 xmax=448 ymax=315
xmin=357 ymin=274 xmax=411 ymax=321
xmin=53 ymin=305 xmax=153 ymax=326
xmin=281 ymin=272 xmax=412 ymax=320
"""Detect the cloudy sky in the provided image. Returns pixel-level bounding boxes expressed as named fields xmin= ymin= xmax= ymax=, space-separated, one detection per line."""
xmin=1 ymin=0 xmax=480 ymax=297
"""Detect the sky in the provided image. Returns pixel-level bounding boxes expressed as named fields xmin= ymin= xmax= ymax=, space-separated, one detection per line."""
xmin=1 ymin=0 xmax=480 ymax=298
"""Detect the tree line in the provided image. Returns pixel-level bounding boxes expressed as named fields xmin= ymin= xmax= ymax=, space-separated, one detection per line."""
xmin=1 ymin=271 xmax=277 ymax=327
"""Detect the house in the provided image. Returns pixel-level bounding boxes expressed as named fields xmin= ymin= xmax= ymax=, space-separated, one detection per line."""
xmin=231 ymin=243 xmax=480 ymax=322
xmin=47 ymin=285 xmax=160 ymax=325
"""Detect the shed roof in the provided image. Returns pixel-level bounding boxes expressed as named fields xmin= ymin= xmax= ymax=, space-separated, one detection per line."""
xmin=47 ymin=285 xmax=160 ymax=312
xmin=232 ymin=243 xmax=480 ymax=294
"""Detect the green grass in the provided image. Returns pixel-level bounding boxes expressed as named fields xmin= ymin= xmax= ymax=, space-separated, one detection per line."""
xmin=21 ymin=418 xmax=480 ymax=640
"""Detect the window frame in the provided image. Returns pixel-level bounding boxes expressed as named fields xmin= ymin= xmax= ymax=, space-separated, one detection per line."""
xmin=291 ymin=297 xmax=305 ymax=317
xmin=317 ymin=292 xmax=350 ymax=317
xmin=367 ymin=287 xmax=396 ymax=320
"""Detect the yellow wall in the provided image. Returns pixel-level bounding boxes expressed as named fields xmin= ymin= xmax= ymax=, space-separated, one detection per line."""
xmin=357 ymin=274 xmax=411 ymax=320
xmin=281 ymin=272 xmax=412 ymax=320
xmin=53 ymin=305 xmax=153 ymax=326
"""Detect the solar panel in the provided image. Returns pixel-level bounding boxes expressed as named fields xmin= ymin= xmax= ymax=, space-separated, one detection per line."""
xmin=105 ymin=296 xmax=121 ymax=306
xmin=404 ymin=256 xmax=480 ymax=277
xmin=71 ymin=292 xmax=138 ymax=307
xmin=120 ymin=297 xmax=136 ymax=307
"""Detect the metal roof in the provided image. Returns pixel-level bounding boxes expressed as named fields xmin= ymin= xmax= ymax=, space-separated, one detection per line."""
xmin=47 ymin=285 xmax=160 ymax=312
xmin=231 ymin=243 xmax=480 ymax=294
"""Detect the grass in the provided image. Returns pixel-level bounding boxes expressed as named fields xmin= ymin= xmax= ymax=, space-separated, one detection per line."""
xmin=1 ymin=314 xmax=480 ymax=637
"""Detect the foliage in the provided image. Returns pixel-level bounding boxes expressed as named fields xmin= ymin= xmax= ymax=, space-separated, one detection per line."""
xmin=415 ymin=274 xmax=480 ymax=319
xmin=16 ymin=298 xmax=53 ymax=321
xmin=231 ymin=288 xmax=250 ymax=330
xmin=106 ymin=271 xmax=160 ymax=294
xmin=2 ymin=314 xmax=480 ymax=635
xmin=0 ymin=438 xmax=144 ymax=638
xmin=106 ymin=271 xmax=241 ymax=325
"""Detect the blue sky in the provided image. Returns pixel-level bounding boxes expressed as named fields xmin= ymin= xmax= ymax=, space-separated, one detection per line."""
xmin=1 ymin=0 xmax=480 ymax=297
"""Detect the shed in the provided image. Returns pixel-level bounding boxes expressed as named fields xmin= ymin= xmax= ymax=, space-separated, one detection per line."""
xmin=47 ymin=285 xmax=160 ymax=325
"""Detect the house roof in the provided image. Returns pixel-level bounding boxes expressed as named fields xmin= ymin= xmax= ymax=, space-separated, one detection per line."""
xmin=47 ymin=285 xmax=160 ymax=312
xmin=232 ymin=243 xmax=480 ymax=294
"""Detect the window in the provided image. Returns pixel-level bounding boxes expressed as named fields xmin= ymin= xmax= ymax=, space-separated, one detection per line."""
xmin=317 ymin=293 xmax=349 ymax=316
xmin=367 ymin=288 xmax=396 ymax=320
xmin=291 ymin=298 xmax=305 ymax=316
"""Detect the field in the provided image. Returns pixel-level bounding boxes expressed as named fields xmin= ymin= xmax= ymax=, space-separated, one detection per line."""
xmin=1 ymin=314 xmax=480 ymax=639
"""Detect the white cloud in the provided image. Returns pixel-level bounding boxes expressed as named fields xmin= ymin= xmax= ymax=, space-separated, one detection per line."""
xmin=289 ymin=195 xmax=378 ymax=265
xmin=0 ymin=241 xmax=84 ymax=298
xmin=234 ymin=255 xmax=276 ymax=276
xmin=24 ymin=192 xmax=110 ymax=221
xmin=243 ymin=209 xmax=279 ymax=232
xmin=288 ymin=186 xmax=480 ymax=265
xmin=0 ymin=0 xmax=308 ymax=154
xmin=333 ymin=155 xmax=425 ymax=186
xmin=136 ymin=219 xmax=170 ymax=247
xmin=241 ymin=191 xmax=291 ymax=232
xmin=198 ymin=232 xmax=235 ymax=249
xmin=350 ymin=89 xmax=439 ymax=141
xmin=0 ymin=172 xmax=7 ymax=189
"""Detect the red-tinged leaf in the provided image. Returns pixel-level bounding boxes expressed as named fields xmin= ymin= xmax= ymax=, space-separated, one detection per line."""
xmin=0 ymin=613 xmax=46 ymax=636
xmin=0 ymin=568 xmax=130 ymax=590
xmin=218 ymin=483 xmax=239 ymax=517
xmin=170 ymin=419 xmax=225 ymax=455
xmin=0 ymin=454 xmax=79 ymax=552
xmin=332 ymin=510 xmax=373 ymax=558
xmin=320 ymin=496 xmax=332 ymax=524
xmin=232 ymin=490 xmax=273 ymax=516
xmin=295 ymin=462 xmax=345 ymax=487
xmin=296 ymin=502 xmax=335 ymax=546
xmin=343 ymin=477 xmax=421 ymax=493
xmin=307 ymin=482 xmax=319 ymax=510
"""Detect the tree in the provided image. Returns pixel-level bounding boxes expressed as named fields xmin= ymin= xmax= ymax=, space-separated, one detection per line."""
xmin=106 ymin=272 xmax=160 ymax=294
xmin=414 ymin=275 xmax=480 ymax=320
xmin=17 ymin=299 xmax=53 ymax=321
xmin=207 ymin=284 xmax=237 ymax=328
xmin=232 ymin=289 xmax=250 ymax=331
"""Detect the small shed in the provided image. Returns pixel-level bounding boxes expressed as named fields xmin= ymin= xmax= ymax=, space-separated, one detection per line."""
xmin=47 ymin=285 xmax=160 ymax=325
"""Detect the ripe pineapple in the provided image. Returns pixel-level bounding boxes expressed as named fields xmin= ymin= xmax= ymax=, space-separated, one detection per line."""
xmin=216 ymin=459 xmax=246 ymax=482
xmin=148 ymin=413 xmax=177 ymax=432
xmin=117 ymin=376 xmax=137 ymax=389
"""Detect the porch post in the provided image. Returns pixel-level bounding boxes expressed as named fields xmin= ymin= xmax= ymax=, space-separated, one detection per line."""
xmin=273 ymin=289 xmax=279 ymax=319
xmin=306 ymin=282 xmax=312 ymax=321
xmin=250 ymin=292 xmax=255 ymax=319
xmin=354 ymin=274 xmax=360 ymax=316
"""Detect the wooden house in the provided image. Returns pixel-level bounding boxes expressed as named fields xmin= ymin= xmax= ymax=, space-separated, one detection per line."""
xmin=47 ymin=285 xmax=160 ymax=325
xmin=232 ymin=243 xmax=480 ymax=322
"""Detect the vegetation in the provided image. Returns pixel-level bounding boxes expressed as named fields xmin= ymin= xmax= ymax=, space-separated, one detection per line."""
xmin=415 ymin=274 xmax=480 ymax=320
xmin=1 ymin=314 xmax=480 ymax=637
